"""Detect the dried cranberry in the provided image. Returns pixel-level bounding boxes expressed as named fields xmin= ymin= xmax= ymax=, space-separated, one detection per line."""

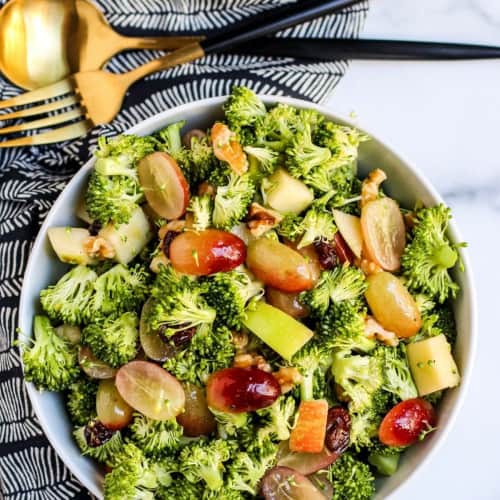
xmin=325 ymin=406 xmax=351 ymax=454
xmin=314 ymin=240 xmax=338 ymax=270
xmin=88 ymin=220 xmax=102 ymax=236
xmin=84 ymin=420 xmax=114 ymax=447
xmin=333 ymin=232 xmax=354 ymax=264
xmin=162 ymin=230 xmax=179 ymax=258
xmin=170 ymin=327 xmax=197 ymax=347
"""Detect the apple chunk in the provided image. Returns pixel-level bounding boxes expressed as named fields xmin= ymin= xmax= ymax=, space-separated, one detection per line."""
xmin=332 ymin=209 xmax=363 ymax=259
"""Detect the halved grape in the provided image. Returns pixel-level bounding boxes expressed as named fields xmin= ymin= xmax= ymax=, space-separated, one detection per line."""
xmin=78 ymin=346 xmax=117 ymax=379
xmin=115 ymin=361 xmax=185 ymax=420
xmin=139 ymin=299 xmax=176 ymax=362
xmin=261 ymin=466 xmax=325 ymax=500
xmin=96 ymin=379 xmax=133 ymax=430
xmin=265 ymin=287 xmax=309 ymax=319
xmin=276 ymin=440 xmax=338 ymax=476
xmin=55 ymin=324 xmax=81 ymax=344
xmin=176 ymin=383 xmax=216 ymax=437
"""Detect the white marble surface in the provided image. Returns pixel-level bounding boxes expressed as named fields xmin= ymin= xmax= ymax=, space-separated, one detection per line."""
xmin=324 ymin=1 xmax=500 ymax=498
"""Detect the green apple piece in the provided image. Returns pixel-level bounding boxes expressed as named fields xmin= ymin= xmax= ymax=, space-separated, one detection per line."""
xmin=262 ymin=169 xmax=314 ymax=214
xmin=243 ymin=301 xmax=313 ymax=360
xmin=47 ymin=227 xmax=95 ymax=265
xmin=99 ymin=206 xmax=152 ymax=265
xmin=332 ymin=209 xmax=363 ymax=259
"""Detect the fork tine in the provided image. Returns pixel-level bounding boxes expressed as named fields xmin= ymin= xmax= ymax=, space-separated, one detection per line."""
xmin=0 ymin=119 xmax=92 ymax=148
xmin=0 ymin=96 xmax=79 ymax=121
xmin=0 ymin=109 xmax=84 ymax=135
xmin=0 ymin=79 xmax=73 ymax=110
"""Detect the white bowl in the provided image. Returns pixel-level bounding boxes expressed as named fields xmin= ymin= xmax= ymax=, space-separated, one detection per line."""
xmin=18 ymin=96 xmax=477 ymax=499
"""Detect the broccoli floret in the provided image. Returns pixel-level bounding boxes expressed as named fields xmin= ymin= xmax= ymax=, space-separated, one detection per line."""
xmin=319 ymin=302 xmax=375 ymax=354
xmin=375 ymin=344 xmax=418 ymax=402
xmin=255 ymin=395 xmax=296 ymax=442
xmin=227 ymin=443 xmax=278 ymax=495
xmin=433 ymin=305 xmax=457 ymax=344
xmin=90 ymin=263 xmax=149 ymax=317
xmin=209 ymin=408 xmax=250 ymax=439
xmin=301 ymin=264 xmax=367 ymax=316
xmin=187 ymin=195 xmax=213 ymax=232
xmin=315 ymin=121 xmax=366 ymax=162
xmin=130 ymin=414 xmax=182 ymax=458
xmin=103 ymin=443 xmax=165 ymax=500
xmin=223 ymin=86 xmax=267 ymax=144
xmin=164 ymin=325 xmax=235 ymax=386
xmin=212 ymin=172 xmax=255 ymax=230
xmin=157 ymin=479 xmax=203 ymax=500
xmin=254 ymin=103 xmax=301 ymax=151
xmin=331 ymin=351 xmax=383 ymax=413
xmin=326 ymin=452 xmax=375 ymax=500
xmin=202 ymin=487 xmax=245 ymax=500
xmin=149 ymin=265 xmax=216 ymax=336
xmin=21 ymin=315 xmax=79 ymax=391
xmin=292 ymin=341 xmax=333 ymax=401
xmin=367 ymin=440 xmax=404 ymax=476
xmin=94 ymin=134 xmax=157 ymax=169
xmin=74 ymin=423 xmax=125 ymax=465
xmin=244 ymin=145 xmax=279 ymax=175
xmin=189 ymin=135 xmax=218 ymax=180
xmin=401 ymin=204 xmax=464 ymax=303
xmin=40 ymin=265 xmax=97 ymax=325
xmin=179 ymin=438 xmax=234 ymax=491
xmin=157 ymin=120 xmax=186 ymax=156
xmin=85 ymin=171 xmax=144 ymax=226
xmin=348 ymin=409 xmax=381 ymax=451
xmin=286 ymin=123 xmax=331 ymax=179
xmin=66 ymin=377 xmax=98 ymax=425
xmin=203 ymin=268 xmax=263 ymax=329
xmin=207 ymin=161 xmax=232 ymax=187
xmin=82 ymin=312 xmax=138 ymax=368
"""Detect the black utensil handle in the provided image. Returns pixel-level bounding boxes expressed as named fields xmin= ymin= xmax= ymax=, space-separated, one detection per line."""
xmin=226 ymin=38 xmax=500 ymax=60
xmin=201 ymin=0 xmax=363 ymax=54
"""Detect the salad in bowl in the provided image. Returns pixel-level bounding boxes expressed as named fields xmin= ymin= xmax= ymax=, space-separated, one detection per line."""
xmin=20 ymin=87 xmax=467 ymax=500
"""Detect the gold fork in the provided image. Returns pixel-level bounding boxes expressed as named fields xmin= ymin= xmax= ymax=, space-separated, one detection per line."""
xmin=0 ymin=42 xmax=205 ymax=148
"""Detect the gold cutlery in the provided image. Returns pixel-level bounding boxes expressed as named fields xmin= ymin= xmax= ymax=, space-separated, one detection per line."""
xmin=0 ymin=0 xmax=202 ymax=90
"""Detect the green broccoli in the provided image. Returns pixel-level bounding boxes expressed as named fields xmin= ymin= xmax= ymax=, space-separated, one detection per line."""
xmin=292 ymin=341 xmax=333 ymax=401
xmin=74 ymin=423 xmax=125 ymax=466
xmin=203 ymin=268 xmax=263 ymax=329
xmin=164 ymin=325 xmax=235 ymax=386
xmin=367 ymin=441 xmax=404 ymax=476
xmin=223 ymin=86 xmax=267 ymax=144
xmin=433 ymin=305 xmax=457 ymax=344
xmin=94 ymin=134 xmax=157 ymax=170
xmin=319 ymin=302 xmax=375 ymax=354
xmin=375 ymin=344 xmax=418 ymax=402
xmin=21 ymin=315 xmax=79 ymax=391
xmin=315 ymin=121 xmax=366 ymax=162
xmin=286 ymin=123 xmax=331 ymax=179
xmin=157 ymin=479 xmax=203 ymax=500
xmin=85 ymin=171 xmax=144 ymax=226
xmin=227 ymin=443 xmax=278 ymax=495
xmin=254 ymin=103 xmax=301 ymax=151
xmin=157 ymin=120 xmax=186 ymax=156
xmin=103 ymin=442 xmax=166 ymax=500
xmin=301 ymin=264 xmax=367 ymax=316
xmin=255 ymin=395 xmax=296 ymax=442
xmin=90 ymin=263 xmax=149 ymax=317
xmin=401 ymin=204 xmax=464 ymax=303
xmin=129 ymin=413 xmax=182 ymax=458
xmin=244 ymin=145 xmax=279 ymax=175
xmin=349 ymin=409 xmax=381 ymax=451
xmin=187 ymin=195 xmax=213 ymax=231
xmin=331 ymin=351 xmax=383 ymax=413
xmin=202 ymin=487 xmax=246 ymax=500
xmin=40 ymin=265 xmax=97 ymax=325
xmin=212 ymin=172 xmax=255 ymax=230
xmin=179 ymin=438 xmax=234 ymax=491
xmin=209 ymin=408 xmax=250 ymax=439
xmin=66 ymin=377 xmax=98 ymax=425
xmin=207 ymin=161 xmax=233 ymax=187
xmin=326 ymin=452 xmax=375 ymax=500
xmin=82 ymin=312 xmax=139 ymax=368
xmin=149 ymin=265 xmax=216 ymax=336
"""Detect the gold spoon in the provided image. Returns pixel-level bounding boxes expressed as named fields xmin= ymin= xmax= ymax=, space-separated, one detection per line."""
xmin=0 ymin=0 xmax=203 ymax=90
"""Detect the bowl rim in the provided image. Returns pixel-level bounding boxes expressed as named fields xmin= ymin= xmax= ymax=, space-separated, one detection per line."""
xmin=18 ymin=94 xmax=477 ymax=499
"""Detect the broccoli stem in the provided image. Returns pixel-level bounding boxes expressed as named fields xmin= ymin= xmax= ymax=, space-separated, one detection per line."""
xmin=368 ymin=451 xmax=400 ymax=476
xmin=433 ymin=244 xmax=458 ymax=269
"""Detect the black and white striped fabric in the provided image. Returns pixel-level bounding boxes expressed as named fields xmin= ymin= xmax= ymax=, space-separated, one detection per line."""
xmin=0 ymin=1 xmax=368 ymax=497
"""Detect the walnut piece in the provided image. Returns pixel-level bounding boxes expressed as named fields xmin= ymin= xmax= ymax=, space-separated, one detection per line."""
xmin=233 ymin=352 xmax=272 ymax=372
xmin=246 ymin=202 xmax=283 ymax=237
xmin=364 ymin=316 xmax=399 ymax=346
xmin=231 ymin=331 xmax=249 ymax=351
xmin=273 ymin=366 xmax=302 ymax=394
xmin=361 ymin=168 xmax=387 ymax=208
xmin=198 ymin=181 xmax=216 ymax=197
xmin=83 ymin=236 xmax=115 ymax=260
xmin=355 ymin=257 xmax=383 ymax=276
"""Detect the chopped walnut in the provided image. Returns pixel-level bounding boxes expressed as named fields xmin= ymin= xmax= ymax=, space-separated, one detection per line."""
xmin=404 ymin=212 xmax=416 ymax=230
xmin=273 ymin=367 xmax=302 ymax=394
xmin=361 ymin=168 xmax=387 ymax=208
xmin=83 ymin=236 xmax=115 ymax=259
xmin=364 ymin=316 xmax=399 ymax=347
xmin=150 ymin=248 xmax=169 ymax=273
xmin=158 ymin=220 xmax=186 ymax=240
xmin=198 ymin=181 xmax=216 ymax=197
xmin=246 ymin=202 xmax=283 ymax=237
xmin=355 ymin=257 xmax=383 ymax=276
xmin=231 ymin=331 xmax=249 ymax=351
xmin=233 ymin=352 xmax=272 ymax=372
